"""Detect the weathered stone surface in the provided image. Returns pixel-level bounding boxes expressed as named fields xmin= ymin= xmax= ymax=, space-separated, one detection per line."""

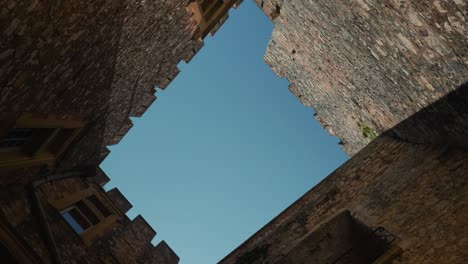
xmin=221 ymin=135 xmax=468 ymax=264
xmin=0 ymin=0 xmax=204 ymax=171
xmin=222 ymin=2 xmax=468 ymax=261
xmin=257 ymin=0 xmax=467 ymax=155
xmin=0 ymin=0 xmax=241 ymax=262
xmin=221 ymin=85 xmax=468 ymax=263
xmin=385 ymin=82 xmax=468 ymax=150
xmin=276 ymin=211 xmax=391 ymax=264
xmin=107 ymin=187 xmax=133 ymax=214
xmin=0 ymin=174 xmax=178 ymax=263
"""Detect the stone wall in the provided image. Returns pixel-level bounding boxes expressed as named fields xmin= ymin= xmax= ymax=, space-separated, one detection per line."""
xmin=0 ymin=0 xmax=205 ymax=172
xmin=384 ymin=82 xmax=468 ymax=150
xmin=253 ymin=0 xmax=283 ymax=20
xmin=258 ymin=0 xmax=467 ymax=155
xmin=276 ymin=211 xmax=391 ymax=264
xmin=0 ymin=0 xmax=241 ymax=261
xmin=0 ymin=173 xmax=178 ymax=263
xmin=220 ymin=134 xmax=467 ymax=263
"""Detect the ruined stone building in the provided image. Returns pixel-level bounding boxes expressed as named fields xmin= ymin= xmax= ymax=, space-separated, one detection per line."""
xmin=0 ymin=0 xmax=467 ymax=263
xmin=220 ymin=0 xmax=467 ymax=263
xmin=0 ymin=0 xmax=241 ymax=262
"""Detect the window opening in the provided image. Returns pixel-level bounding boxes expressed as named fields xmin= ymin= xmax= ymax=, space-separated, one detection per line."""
xmin=88 ymin=195 xmax=112 ymax=218
xmin=0 ymin=128 xmax=35 ymax=151
xmin=60 ymin=195 xmax=112 ymax=235
xmin=61 ymin=206 xmax=93 ymax=234
xmin=0 ymin=114 xmax=85 ymax=170
xmin=187 ymin=0 xmax=234 ymax=40
xmin=46 ymin=129 xmax=75 ymax=154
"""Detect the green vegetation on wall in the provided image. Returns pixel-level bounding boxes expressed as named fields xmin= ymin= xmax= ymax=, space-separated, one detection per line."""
xmin=359 ymin=123 xmax=377 ymax=140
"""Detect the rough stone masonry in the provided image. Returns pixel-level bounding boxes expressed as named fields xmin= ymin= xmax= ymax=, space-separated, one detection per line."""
xmin=256 ymin=0 xmax=467 ymax=155
xmin=0 ymin=0 xmax=205 ymax=174
xmin=0 ymin=0 xmax=466 ymax=263
xmin=220 ymin=84 xmax=468 ymax=264
xmin=219 ymin=1 xmax=467 ymax=264
xmin=0 ymin=0 xmax=240 ymax=263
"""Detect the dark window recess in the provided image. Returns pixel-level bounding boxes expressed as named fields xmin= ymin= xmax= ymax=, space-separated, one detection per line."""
xmin=200 ymin=0 xmax=212 ymax=11
xmin=61 ymin=198 xmax=110 ymax=235
xmin=69 ymin=208 xmax=90 ymax=229
xmin=204 ymin=0 xmax=223 ymax=21
xmin=0 ymin=127 xmax=79 ymax=156
xmin=88 ymin=195 xmax=111 ymax=218
xmin=76 ymin=201 xmax=100 ymax=225
xmin=21 ymin=128 xmax=55 ymax=155
xmin=0 ymin=127 xmax=57 ymax=155
xmin=47 ymin=128 xmax=74 ymax=154
xmin=62 ymin=207 xmax=91 ymax=234
xmin=0 ymin=128 xmax=34 ymax=150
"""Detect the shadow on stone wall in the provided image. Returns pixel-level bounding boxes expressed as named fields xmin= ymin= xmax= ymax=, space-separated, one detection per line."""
xmin=0 ymin=0 xmax=130 ymax=181
xmin=385 ymin=82 xmax=468 ymax=151
xmin=1 ymin=0 xmax=202 ymax=177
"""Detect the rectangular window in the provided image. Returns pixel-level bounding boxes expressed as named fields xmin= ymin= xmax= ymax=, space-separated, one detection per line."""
xmin=188 ymin=0 xmax=233 ymax=40
xmin=0 ymin=128 xmax=34 ymax=149
xmin=61 ymin=207 xmax=93 ymax=234
xmin=203 ymin=0 xmax=223 ymax=21
xmin=20 ymin=128 xmax=57 ymax=155
xmin=0 ymin=114 xmax=85 ymax=171
xmin=76 ymin=200 xmax=100 ymax=225
xmin=60 ymin=195 xmax=112 ymax=235
xmin=46 ymin=128 xmax=75 ymax=154
xmin=0 ymin=128 xmax=50 ymax=152
xmin=88 ymin=195 xmax=112 ymax=218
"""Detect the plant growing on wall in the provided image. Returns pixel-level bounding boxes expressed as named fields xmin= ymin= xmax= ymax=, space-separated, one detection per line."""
xmin=359 ymin=123 xmax=377 ymax=140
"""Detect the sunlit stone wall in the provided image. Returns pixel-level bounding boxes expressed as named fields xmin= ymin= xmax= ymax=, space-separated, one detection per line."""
xmin=256 ymin=0 xmax=467 ymax=155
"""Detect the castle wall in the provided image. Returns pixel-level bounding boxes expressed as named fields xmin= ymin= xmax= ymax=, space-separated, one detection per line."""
xmin=220 ymin=4 xmax=468 ymax=262
xmin=260 ymin=0 xmax=467 ymax=155
xmin=0 ymin=0 xmax=204 ymax=172
xmin=220 ymin=135 xmax=467 ymax=263
xmin=0 ymin=1 xmax=240 ymax=261
xmin=0 ymin=173 xmax=178 ymax=263
xmin=1 ymin=0 xmax=243 ymax=262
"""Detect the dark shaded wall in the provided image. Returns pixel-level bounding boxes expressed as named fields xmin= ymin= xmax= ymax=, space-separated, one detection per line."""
xmin=227 ymin=2 xmax=467 ymax=262
xmin=0 ymin=173 xmax=178 ymax=263
xmin=255 ymin=0 xmax=467 ymax=155
xmin=220 ymin=134 xmax=467 ymax=264
xmin=386 ymin=82 xmax=468 ymax=150
xmin=0 ymin=0 xmax=241 ymax=262
xmin=0 ymin=0 xmax=204 ymax=177
xmin=221 ymin=86 xmax=468 ymax=264
xmin=220 ymin=3 xmax=468 ymax=258
xmin=276 ymin=211 xmax=390 ymax=264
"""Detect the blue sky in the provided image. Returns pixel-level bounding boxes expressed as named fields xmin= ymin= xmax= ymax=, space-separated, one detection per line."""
xmin=101 ymin=2 xmax=348 ymax=263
